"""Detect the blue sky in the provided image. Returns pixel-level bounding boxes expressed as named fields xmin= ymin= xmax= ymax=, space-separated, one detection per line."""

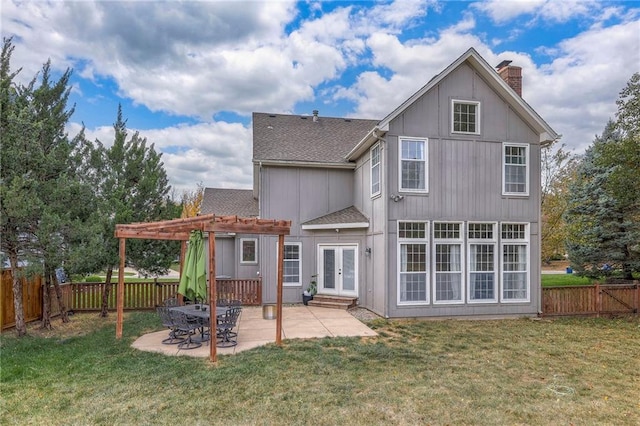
xmin=2 ymin=0 xmax=639 ymax=194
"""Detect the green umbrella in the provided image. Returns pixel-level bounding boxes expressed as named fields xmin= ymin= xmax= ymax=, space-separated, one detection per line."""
xmin=178 ymin=230 xmax=207 ymax=303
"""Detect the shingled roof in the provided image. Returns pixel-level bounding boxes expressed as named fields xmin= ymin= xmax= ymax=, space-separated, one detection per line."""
xmin=201 ymin=188 xmax=258 ymax=217
xmin=253 ymin=112 xmax=379 ymax=164
xmin=301 ymin=206 xmax=369 ymax=230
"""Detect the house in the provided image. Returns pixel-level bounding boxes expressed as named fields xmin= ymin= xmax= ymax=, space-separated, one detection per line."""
xmin=202 ymin=48 xmax=558 ymax=318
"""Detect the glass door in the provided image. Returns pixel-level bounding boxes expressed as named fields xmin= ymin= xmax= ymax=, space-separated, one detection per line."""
xmin=318 ymin=245 xmax=358 ymax=297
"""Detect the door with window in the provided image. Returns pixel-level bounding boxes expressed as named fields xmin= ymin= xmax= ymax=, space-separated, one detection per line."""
xmin=318 ymin=245 xmax=358 ymax=297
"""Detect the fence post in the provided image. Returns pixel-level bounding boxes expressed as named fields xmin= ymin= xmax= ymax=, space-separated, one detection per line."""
xmin=595 ymin=282 xmax=601 ymax=318
xmin=635 ymin=281 xmax=639 ymax=316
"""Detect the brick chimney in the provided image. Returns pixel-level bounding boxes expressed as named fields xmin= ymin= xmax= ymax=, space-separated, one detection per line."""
xmin=496 ymin=60 xmax=522 ymax=97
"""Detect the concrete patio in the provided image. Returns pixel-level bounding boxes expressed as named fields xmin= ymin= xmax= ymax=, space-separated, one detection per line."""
xmin=132 ymin=305 xmax=378 ymax=358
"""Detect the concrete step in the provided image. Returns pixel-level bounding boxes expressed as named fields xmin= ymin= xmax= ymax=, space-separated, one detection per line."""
xmin=308 ymin=294 xmax=358 ymax=310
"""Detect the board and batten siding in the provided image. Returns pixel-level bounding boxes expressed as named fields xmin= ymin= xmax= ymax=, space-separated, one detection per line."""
xmin=353 ymin=147 xmax=388 ymax=316
xmin=259 ymin=166 xmax=362 ymax=303
xmin=380 ymin=61 xmax=543 ymax=318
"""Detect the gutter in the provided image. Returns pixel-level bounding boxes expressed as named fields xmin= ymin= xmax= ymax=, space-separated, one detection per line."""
xmin=253 ymin=159 xmax=356 ymax=170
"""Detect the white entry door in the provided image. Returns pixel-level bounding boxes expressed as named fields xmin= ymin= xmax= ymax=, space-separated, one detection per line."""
xmin=318 ymin=245 xmax=358 ymax=297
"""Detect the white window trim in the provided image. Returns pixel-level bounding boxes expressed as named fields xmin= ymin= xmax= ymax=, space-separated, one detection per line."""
xmin=397 ymin=221 xmax=430 ymax=305
xmin=279 ymin=242 xmax=302 ymax=287
xmin=370 ymin=143 xmax=381 ymax=198
xmin=451 ymin=99 xmax=481 ymax=135
xmin=398 ymin=137 xmax=429 ymax=193
xmin=500 ymin=222 xmax=530 ymax=303
xmin=466 ymin=222 xmax=498 ymax=304
xmin=502 ymin=142 xmax=529 ymax=196
xmin=240 ymin=238 xmax=258 ymax=265
xmin=432 ymin=222 xmax=464 ymax=305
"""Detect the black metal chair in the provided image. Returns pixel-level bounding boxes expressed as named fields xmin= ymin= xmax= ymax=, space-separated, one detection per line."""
xmin=170 ymin=310 xmax=203 ymax=350
xmin=216 ymin=307 xmax=242 ymax=348
xmin=216 ymin=298 xmax=242 ymax=307
xmin=156 ymin=306 xmax=186 ymax=345
xmin=163 ymin=297 xmax=179 ymax=307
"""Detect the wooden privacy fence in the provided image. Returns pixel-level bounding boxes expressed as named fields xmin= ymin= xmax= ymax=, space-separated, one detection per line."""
xmin=543 ymin=283 xmax=639 ymax=317
xmin=1 ymin=274 xmax=262 ymax=329
xmin=1 ymin=270 xmax=43 ymax=330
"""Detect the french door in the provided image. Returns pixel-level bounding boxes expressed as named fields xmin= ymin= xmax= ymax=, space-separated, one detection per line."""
xmin=318 ymin=245 xmax=358 ymax=297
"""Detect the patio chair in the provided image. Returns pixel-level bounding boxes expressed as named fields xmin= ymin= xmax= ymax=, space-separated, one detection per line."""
xmin=216 ymin=298 xmax=242 ymax=307
xmin=170 ymin=310 xmax=203 ymax=350
xmin=216 ymin=307 xmax=242 ymax=348
xmin=156 ymin=306 xmax=186 ymax=345
xmin=163 ymin=297 xmax=179 ymax=307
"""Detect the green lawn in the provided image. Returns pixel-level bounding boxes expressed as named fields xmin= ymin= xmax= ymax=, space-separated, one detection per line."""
xmin=1 ymin=312 xmax=639 ymax=425
xmin=541 ymin=273 xmax=594 ymax=287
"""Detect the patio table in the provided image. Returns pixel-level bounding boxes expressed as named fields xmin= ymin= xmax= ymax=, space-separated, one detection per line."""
xmin=169 ymin=304 xmax=227 ymax=319
xmin=169 ymin=305 xmax=231 ymax=342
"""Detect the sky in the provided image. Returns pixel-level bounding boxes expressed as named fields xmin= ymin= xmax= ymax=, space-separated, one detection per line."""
xmin=2 ymin=0 xmax=639 ymax=195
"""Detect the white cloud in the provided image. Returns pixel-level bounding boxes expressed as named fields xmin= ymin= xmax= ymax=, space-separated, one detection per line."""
xmin=474 ymin=0 xmax=598 ymax=24
xmin=5 ymin=0 xmax=640 ymax=192
xmin=67 ymin=120 xmax=253 ymax=195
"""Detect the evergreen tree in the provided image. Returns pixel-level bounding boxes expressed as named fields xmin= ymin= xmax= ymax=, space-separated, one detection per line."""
xmin=87 ymin=106 xmax=180 ymax=317
xmin=0 ymin=38 xmax=95 ymax=333
xmin=565 ymin=74 xmax=640 ymax=279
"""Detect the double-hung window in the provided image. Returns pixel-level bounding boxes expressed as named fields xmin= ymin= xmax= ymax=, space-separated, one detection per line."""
xmin=240 ymin=238 xmax=258 ymax=264
xmin=399 ymin=137 xmax=427 ymax=192
xmin=452 ymin=100 xmax=480 ymax=134
xmin=433 ymin=222 xmax=463 ymax=304
xmin=503 ymin=143 xmax=529 ymax=195
xmin=282 ymin=242 xmax=302 ymax=287
xmin=370 ymin=143 xmax=381 ymax=197
xmin=501 ymin=223 xmax=529 ymax=302
xmin=467 ymin=223 xmax=497 ymax=303
xmin=398 ymin=221 xmax=429 ymax=304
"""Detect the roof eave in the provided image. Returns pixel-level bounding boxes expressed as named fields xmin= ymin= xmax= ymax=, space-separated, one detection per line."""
xmin=253 ymin=159 xmax=356 ymax=169
xmin=345 ymin=126 xmax=383 ymax=161
xmin=301 ymin=222 xmax=369 ymax=230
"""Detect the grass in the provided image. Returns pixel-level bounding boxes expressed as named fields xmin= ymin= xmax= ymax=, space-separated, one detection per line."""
xmin=541 ymin=273 xmax=594 ymax=287
xmin=2 ymin=313 xmax=639 ymax=425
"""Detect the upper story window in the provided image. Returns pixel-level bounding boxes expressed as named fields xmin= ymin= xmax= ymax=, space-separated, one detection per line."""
xmin=503 ymin=143 xmax=529 ymax=196
xmin=370 ymin=144 xmax=381 ymax=197
xmin=240 ymin=238 xmax=258 ymax=264
xmin=399 ymin=137 xmax=427 ymax=193
xmin=452 ymin=100 xmax=480 ymax=134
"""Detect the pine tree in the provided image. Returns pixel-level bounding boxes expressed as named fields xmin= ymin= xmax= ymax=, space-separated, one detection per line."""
xmin=565 ymin=74 xmax=640 ymax=279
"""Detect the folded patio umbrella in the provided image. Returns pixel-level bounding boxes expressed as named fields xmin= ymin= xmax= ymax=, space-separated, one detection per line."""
xmin=178 ymin=230 xmax=207 ymax=303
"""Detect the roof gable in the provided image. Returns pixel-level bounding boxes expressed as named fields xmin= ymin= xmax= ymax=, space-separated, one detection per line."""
xmin=378 ymin=47 xmax=558 ymax=144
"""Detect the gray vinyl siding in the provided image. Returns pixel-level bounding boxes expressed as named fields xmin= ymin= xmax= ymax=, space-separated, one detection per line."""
xmin=213 ymin=237 xmax=235 ymax=278
xmin=259 ymin=166 xmax=363 ymax=304
xmin=353 ymin=147 xmax=388 ymax=316
xmin=383 ymin=62 xmax=542 ymax=318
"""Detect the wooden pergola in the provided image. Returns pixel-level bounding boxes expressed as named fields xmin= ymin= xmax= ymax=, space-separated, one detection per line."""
xmin=114 ymin=214 xmax=291 ymax=362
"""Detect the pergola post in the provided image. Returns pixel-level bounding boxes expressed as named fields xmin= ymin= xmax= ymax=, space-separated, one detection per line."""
xmin=116 ymin=238 xmax=126 ymax=339
xmin=208 ymin=231 xmax=217 ymax=362
xmin=276 ymin=234 xmax=284 ymax=345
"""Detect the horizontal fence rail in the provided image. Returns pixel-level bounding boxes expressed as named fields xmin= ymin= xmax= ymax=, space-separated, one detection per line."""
xmin=542 ymin=283 xmax=639 ymax=317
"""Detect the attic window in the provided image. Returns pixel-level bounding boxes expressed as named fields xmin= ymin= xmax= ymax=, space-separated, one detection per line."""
xmin=451 ymin=100 xmax=480 ymax=135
